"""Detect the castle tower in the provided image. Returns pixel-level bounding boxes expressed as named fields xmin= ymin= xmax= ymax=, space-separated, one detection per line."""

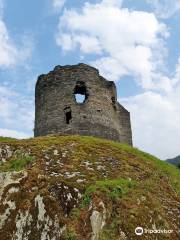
xmin=34 ymin=63 xmax=132 ymax=145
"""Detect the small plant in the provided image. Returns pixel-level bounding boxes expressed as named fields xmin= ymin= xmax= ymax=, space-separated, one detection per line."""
xmin=99 ymin=220 xmax=119 ymax=240
xmin=64 ymin=228 xmax=77 ymax=240
xmin=0 ymin=150 xmax=35 ymax=172
xmin=80 ymin=194 xmax=91 ymax=208
xmin=84 ymin=178 xmax=136 ymax=201
xmin=71 ymin=208 xmax=81 ymax=218
xmin=107 ymin=186 xmax=123 ymax=199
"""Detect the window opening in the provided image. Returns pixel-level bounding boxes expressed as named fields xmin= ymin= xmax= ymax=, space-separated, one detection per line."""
xmin=111 ymin=97 xmax=116 ymax=110
xmin=74 ymin=81 xmax=87 ymax=104
xmin=64 ymin=107 xmax=72 ymax=124
xmin=75 ymin=94 xmax=85 ymax=103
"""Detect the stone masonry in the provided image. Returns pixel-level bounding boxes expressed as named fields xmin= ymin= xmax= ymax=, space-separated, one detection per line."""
xmin=34 ymin=63 xmax=132 ymax=145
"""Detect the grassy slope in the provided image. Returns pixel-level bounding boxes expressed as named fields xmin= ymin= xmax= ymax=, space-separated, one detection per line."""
xmin=0 ymin=135 xmax=179 ymax=240
xmin=0 ymin=135 xmax=179 ymax=193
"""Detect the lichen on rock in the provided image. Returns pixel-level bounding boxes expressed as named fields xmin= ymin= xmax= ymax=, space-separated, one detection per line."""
xmin=0 ymin=135 xmax=179 ymax=240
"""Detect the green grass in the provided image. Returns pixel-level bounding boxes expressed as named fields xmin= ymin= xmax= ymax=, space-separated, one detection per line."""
xmin=0 ymin=135 xmax=179 ymax=193
xmin=150 ymin=156 xmax=180 ymax=194
xmin=80 ymin=194 xmax=91 ymax=208
xmin=99 ymin=220 xmax=119 ymax=240
xmin=0 ymin=136 xmax=17 ymax=142
xmin=81 ymin=178 xmax=136 ymax=204
xmin=70 ymin=208 xmax=81 ymax=218
xmin=63 ymin=228 xmax=77 ymax=240
xmin=128 ymin=149 xmax=180 ymax=194
xmin=79 ymin=136 xmax=180 ymax=194
xmin=0 ymin=150 xmax=35 ymax=172
xmin=0 ymin=135 xmax=179 ymax=239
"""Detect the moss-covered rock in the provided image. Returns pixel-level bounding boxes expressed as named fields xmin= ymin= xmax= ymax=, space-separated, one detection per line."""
xmin=0 ymin=135 xmax=179 ymax=240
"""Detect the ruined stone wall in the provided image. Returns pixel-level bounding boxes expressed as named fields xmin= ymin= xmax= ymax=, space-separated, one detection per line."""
xmin=34 ymin=63 xmax=132 ymax=145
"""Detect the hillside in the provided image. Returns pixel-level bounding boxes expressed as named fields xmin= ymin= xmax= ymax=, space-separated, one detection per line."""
xmin=166 ymin=156 xmax=180 ymax=168
xmin=0 ymin=136 xmax=179 ymax=240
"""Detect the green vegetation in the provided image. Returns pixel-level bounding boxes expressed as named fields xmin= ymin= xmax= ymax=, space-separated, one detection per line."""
xmin=148 ymin=155 xmax=180 ymax=193
xmin=70 ymin=208 xmax=81 ymax=218
xmin=0 ymin=135 xmax=179 ymax=193
xmin=63 ymin=228 xmax=77 ymax=240
xmin=80 ymin=194 xmax=91 ymax=208
xmin=82 ymin=137 xmax=180 ymax=194
xmin=177 ymin=163 xmax=180 ymax=169
xmin=0 ymin=150 xmax=35 ymax=172
xmin=81 ymin=178 xmax=136 ymax=205
xmin=0 ymin=136 xmax=17 ymax=142
xmin=0 ymin=135 xmax=179 ymax=240
xmin=99 ymin=220 xmax=119 ymax=240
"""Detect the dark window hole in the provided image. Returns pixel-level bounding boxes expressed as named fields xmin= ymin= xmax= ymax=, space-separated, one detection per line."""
xmin=111 ymin=97 xmax=116 ymax=104
xmin=64 ymin=107 xmax=72 ymax=124
xmin=111 ymin=97 xmax=116 ymax=110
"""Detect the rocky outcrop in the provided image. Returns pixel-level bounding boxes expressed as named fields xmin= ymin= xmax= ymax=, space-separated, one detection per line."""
xmin=0 ymin=136 xmax=179 ymax=240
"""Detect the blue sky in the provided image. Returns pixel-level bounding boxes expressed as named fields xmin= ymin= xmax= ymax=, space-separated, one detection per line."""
xmin=0 ymin=0 xmax=180 ymax=159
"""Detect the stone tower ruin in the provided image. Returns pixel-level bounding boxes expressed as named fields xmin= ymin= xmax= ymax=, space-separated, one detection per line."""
xmin=34 ymin=63 xmax=132 ymax=145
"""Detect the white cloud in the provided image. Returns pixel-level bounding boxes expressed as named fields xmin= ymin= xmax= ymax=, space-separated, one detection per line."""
xmin=146 ymin=0 xmax=180 ymax=18
xmin=0 ymin=128 xmax=28 ymax=139
xmin=101 ymin=0 xmax=123 ymax=7
xmin=0 ymin=1 xmax=34 ymax=139
xmin=122 ymin=91 xmax=180 ymax=159
xmin=121 ymin=59 xmax=180 ymax=159
xmin=53 ymin=0 xmax=66 ymax=12
xmin=0 ymin=2 xmax=32 ymax=68
xmin=173 ymin=57 xmax=180 ymax=84
xmin=55 ymin=1 xmax=180 ymax=159
xmin=56 ymin=0 xmax=169 ymax=92
xmin=0 ymin=86 xmax=34 ymax=136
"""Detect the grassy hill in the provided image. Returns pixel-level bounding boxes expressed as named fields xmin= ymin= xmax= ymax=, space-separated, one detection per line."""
xmin=166 ymin=156 xmax=180 ymax=169
xmin=0 ymin=135 xmax=179 ymax=240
